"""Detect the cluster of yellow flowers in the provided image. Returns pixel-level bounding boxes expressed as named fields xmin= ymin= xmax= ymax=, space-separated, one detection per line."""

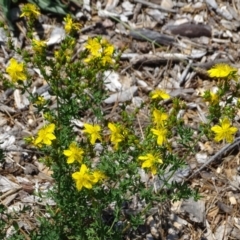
xmin=63 ymin=140 xmax=105 ymax=191
xmin=34 ymin=96 xmax=46 ymax=106
xmin=13 ymin=2 xmax=240 ymax=190
xmin=150 ymin=89 xmax=170 ymax=145
xmin=20 ymin=3 xmax=40 ymax=19
xmin=5 ymin=28 xmax=113 ymax=84
xmin=5 ymin=3 xmax=114 ymax=83
xmin=137 ymin=89 xmax=170 ymax=174
xmin=203 ymin=91 xmax=219 ymax=106
xmin=21 ymin=3 xmax=81 ymax=35
xmin=30 ymin=88 xmax=173 ymax=183
xmin=84 ymin=37 xmax=115 ymax=66
xmin=6 ymin=58 xmax=26 ymax=82
xmin=205 ymin=63 xmax=239 ymax=143
xmin=63 ymin=14 xmax=81 ymax=34
xmin=71 ymin=164 xmax=105 ymax=191
xmin=79 ymin=122 xmax=125 ymax=149
xmin=32 ymin=39 xmax=46 ymax=53
xmin=30 ymin=123 xmax=103 ymax=192
xmin=29 ymin=122 xmax=126 ymax=191
xmin=63 ymin=122 xmax=125 ymax=191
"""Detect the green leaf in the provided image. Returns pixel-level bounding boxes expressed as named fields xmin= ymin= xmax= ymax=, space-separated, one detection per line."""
xmin=0 ymin=0 xmax=14 ymax=30
xmin=0 ymin=147 xmax=5 ymax=164
xmin=12 ymin=221 xmax=19 ymax=231
xmin=27 ymin=0 xmax=69 ymax=15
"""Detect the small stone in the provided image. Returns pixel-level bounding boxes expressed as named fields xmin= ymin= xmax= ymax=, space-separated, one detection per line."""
xmin=146 ymin=233 xmax=154 ymax=240
xmin=24 ymin=163 xmax=39 ymax=175
xmin=161 ymin=0 xmax=173 ymax=9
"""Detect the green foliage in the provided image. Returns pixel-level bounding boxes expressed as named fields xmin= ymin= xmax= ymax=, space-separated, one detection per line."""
xmin=0 ymin=204 xmax=7 ymax=239
xmin=27 ymin=0 xmax=68 ymax=15
xmin=0 ymin=147 xmax=5 ymax=164
xmin=0 ymin=0 xmax=14 ymax=30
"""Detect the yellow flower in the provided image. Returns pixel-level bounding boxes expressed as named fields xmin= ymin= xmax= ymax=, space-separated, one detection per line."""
xmin=101 ymin=54 xmax=114 ymax=66
xmin=34 ymin=123 xmax=56 ymax=146
xmin=100 ymin=40 xmax=115 ymax=66
xmin=64 ymin=14 xmax=73 ymax=33
xmin=63 ymin=142 xmax=84 ymax=164
xmin=34 ymin=96 xmax=46 ymax=106
xmin=151 ymin=89 xmax=170 ymax=100
xmin=69 ymin=38 xmax=76 ymax=47
xmin=85 ymin=38 xmax=102 ymax=56
xmin=32 ymin=39 xmax=46 ymax=53
xmin=43 ymin=112 xmax=54 ymax=122
xmin=151 ymin=127 xmax=168 ymax=146
xmin=84 ymin=55 xmax=95 ymax=64
xmin=64 ymin=14 xmax=81 ymax=34
xmin=207 ymin=63 xmax=238 ymax=78
xmin=202 ymin=90 xmax=219 ymax=105
xmin=20 ymin=3 xmax=40 ymax=19
xmin=54 ymin=50 xmax=60 ymax=59
xmin=209 ymin=91 xmax=219 ymax=105
xmin=103 ymin=44 xmax=114 ymax=56
xmin=84 ymin=37 xmax=115 ymax=66
xmin=83 ymin=123 xmax=102 ymax=145
xmin=92 ymin=170 xmax=106 ymax=183
xmin=108 ymin=123 xmax=124 ymax=150
xmin=24 ymin=136 xmax=35 ymax=145
xmin=6 ymin=58 xmax=26 ymax=82
xmin=211 ymin=118 xmax=238 ymax=143
xmin=72 ymin=164 xmax=95 ymax=191
xmin=101 ymin=38 xmax=110 ymax=47
xmin=152 ymin=109 xmax=168 ymax=126
xmin=138 ymin=153 xmax=163 ymax=174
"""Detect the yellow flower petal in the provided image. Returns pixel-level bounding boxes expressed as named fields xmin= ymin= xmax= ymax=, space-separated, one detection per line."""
xmin=152 ymin=109 xmax=168 ymax=126
xmin=207 ymin=63 xmax=237 ymax=78
xmin=151 ymin=127 xmax=168 ymax=146
xmin=211 ymin=126 xmax=222 ymax=133
xmin=138 ymin=153 xmax=163 ymax=174
xmin=151 ymin=89 xmax=170 ymax=100
xmin=83 ymin=123 xmax=102 ymax=145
